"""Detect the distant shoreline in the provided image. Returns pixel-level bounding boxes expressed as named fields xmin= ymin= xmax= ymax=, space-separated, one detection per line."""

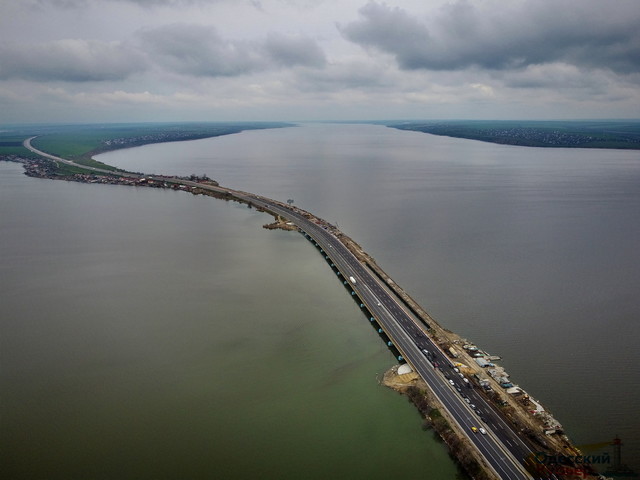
xmin=0 ymin=122 xmax=294 ymax=174
xmin=385 ymin=120 xmax=640 ymax=150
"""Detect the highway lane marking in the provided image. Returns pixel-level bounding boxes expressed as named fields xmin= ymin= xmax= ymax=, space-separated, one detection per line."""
xmin=401 ymin=344 xmax=530 ymax=478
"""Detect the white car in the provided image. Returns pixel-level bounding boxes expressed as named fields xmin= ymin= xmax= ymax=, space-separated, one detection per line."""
xmin=479 ymin=428 xmax=487 ymax=435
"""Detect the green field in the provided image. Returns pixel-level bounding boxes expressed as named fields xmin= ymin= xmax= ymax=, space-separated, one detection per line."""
xmin=0 ymin=134 xmax=39 ymax=158
xmin=385 ymin=120 xmax=640 ymax=149
xmin=0 ymin=122 xmax=292 ymax=172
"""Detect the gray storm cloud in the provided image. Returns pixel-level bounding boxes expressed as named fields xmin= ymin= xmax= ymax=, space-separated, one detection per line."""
xmin=138 ymin=24 xmax=326 ymax=77
xmin=0 ymin=39 xmax=146 ymax=82
xmin=0 ymin=23 xmax=327 ymax=83
xmin=1 ymin=0 xmax=638 ymax=122
xmin=23 ymin=0 xmax=221 ymax=7
xmin=138 ymin=24 xmax=264 ymax=77
xmin=264 ymin=33 xmax=326 ymax=68
xmin=340 ymin=0 xmax=640 ymax=73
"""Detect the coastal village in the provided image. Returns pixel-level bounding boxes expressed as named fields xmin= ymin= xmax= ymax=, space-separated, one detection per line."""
xmin=6 ymin=154 xmax=220 ymax=191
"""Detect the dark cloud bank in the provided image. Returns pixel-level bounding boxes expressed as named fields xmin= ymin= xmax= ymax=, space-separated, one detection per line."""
xmin=0 ymin=39 xmax=146 ymax=82
xmin=0 ymin=24 xmax=326 ymax=82
xmin=340 ymin=0 xmax=640 ymax=74
xmin=138 ymin=24 xmax=325 ymax=77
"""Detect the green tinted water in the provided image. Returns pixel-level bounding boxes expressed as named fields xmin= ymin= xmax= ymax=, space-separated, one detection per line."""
xmin=1 ymin=162 xmax=459 ymax=479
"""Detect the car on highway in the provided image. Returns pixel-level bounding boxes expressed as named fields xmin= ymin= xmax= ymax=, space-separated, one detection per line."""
xmin=471 ymin=427 xmax=478 ymax=433
xmin=479 ymin=428 xmax=487 ymax=435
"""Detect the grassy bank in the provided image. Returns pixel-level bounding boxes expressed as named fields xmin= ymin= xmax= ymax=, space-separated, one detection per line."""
xmin=0 ymin=122 xmax=293 ymax=173
xmin=0 ymin=137 xmax=39 ymax=159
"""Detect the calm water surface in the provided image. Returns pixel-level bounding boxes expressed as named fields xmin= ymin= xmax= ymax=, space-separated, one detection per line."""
xmin=3 ymin=122 xmax=640 ymax=477
xmin=101 ymin=123 xmax=640 ymax=470
xmin=0 ymin=161 xmax=459 ymax=479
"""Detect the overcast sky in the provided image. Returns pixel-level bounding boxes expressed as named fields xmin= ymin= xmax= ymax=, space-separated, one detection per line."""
xmin=1 ymin=0 xmax=639 ymax=123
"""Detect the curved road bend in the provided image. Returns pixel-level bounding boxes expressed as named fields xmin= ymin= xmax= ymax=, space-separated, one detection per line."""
xmin=23 ymin=137 xmax=138 ymax=177
xmin=24 ymin=138 xmax=541 ymax=479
